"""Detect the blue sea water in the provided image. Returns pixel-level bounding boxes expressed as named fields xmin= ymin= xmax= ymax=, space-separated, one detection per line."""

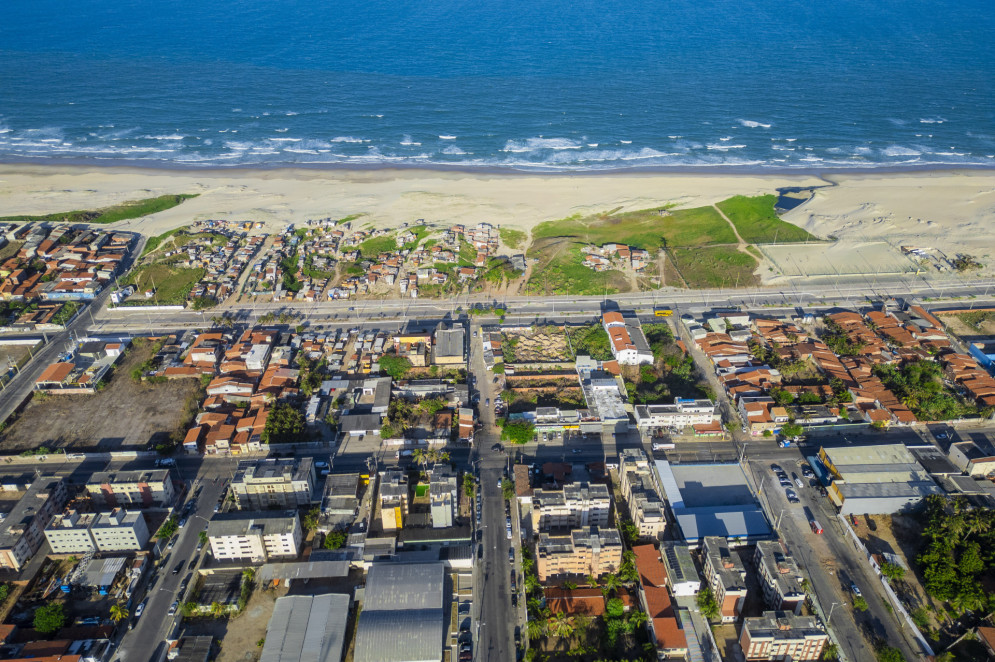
xmin=1 ymin=0 xmax=993 ymax=171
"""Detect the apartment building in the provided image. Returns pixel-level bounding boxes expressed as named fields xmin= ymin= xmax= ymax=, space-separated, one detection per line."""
xmin=618 ymin=449 xmax=667 ymax=539
xmin=660 ymin=542 xmax=702 ymax=597
xmin=531 ymin=482 xmax=611 ymax=531
xmin=429 ymin=467 xmax=457 ymax=529
xmin=740 ymin=611 xmax=827 ymax=661
xmin=207 ymin=511 xmax=302 ymax=563
xmin=633 ymin=399 xmax=716 ymax=430
xmin=702 ymin=536 xmax=748 ymax=623
xmin=45 ymin=508 xmax=150 ymax=553
xmin=86 ymin=469 xmax=175 ymax=508
xmin=755 ymin=541 xmax=806 ymax=614
xmin=0 ymin=476 xmax=68 ymax=570
xmin=379 ymin=470 xmax=409 ymax=532
xmin=230 ymin=458 xmax=314 ymax=510
xmin=536 ymin=526 xmax=623 ymax=582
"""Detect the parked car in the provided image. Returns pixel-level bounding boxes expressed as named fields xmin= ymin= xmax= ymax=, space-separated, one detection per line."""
xmin=785 ymin=489 xmax=799 ymax=503
xmin=851 ymin=583 xmax=862 ymax=597
xmin=809 ymin=520 xmax=823 ymax=535
xmin=168 ymin=601 xmax=179 ymax=616
xmin=172 ymin=562 xmax=182 ymax=575
xmin=794 ymin=477 xmax=804 ymax=489
xmin=134 ymin=599 xmax=147 ymax=619
xmin=770 ymin=464 xmax=783 ymax=473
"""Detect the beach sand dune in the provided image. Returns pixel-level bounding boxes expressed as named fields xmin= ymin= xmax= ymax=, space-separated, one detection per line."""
xmin=0 ymin=165 xmax=993 ymax=275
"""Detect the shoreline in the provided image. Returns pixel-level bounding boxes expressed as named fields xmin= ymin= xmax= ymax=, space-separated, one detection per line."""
xmin=1 ymin=157 xmax=994 ymax=179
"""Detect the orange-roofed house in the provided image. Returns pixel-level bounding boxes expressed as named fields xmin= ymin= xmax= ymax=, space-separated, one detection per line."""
xmin=35 ymin=362 xmax=75 ymax=389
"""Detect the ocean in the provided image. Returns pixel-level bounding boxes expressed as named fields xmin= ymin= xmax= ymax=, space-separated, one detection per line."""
xmin=1 ymin=0 xmax=993 ymax=171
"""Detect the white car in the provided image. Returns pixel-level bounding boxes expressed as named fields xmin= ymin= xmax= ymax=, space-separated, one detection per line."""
xmin=134 ymin=600 xmax=147 ymax=619
xmin=168 ymin=601 xmax=179 ymax=616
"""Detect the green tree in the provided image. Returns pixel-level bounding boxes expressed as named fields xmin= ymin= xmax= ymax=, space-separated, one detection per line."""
xmin=198 ymin=530 xmax=208 ymax=546
xmin=880 ymin=562 xmax=905 ymax=582
xmin=33 ymin=603 xmax=66 ymax=634
xmin=853 ymin=596 xmax=869 ymax=611
xmin=527 ymin=617 xmax=547 ymax=640
xmin=109 ymin=602 xmax=129 ymax=624
xmin=501 ymin=420 xmax=536 ymax=445
xmin=378 ymin=354 xmax=413 ymax=380
xmin=821 ymin=642 xmax=839 ymax=661
xmin=875 ymin=643 xmax=905 ymax=662
xmin=0 ymin=584 xmax=10 ymax=603
xmin=502 ymin=479 xmax=515 ymax=501
xmin=210 ymin=601 xmax=225 ymax=618
xmin=302 ymin=507 xmax=319 ymax=531
xmin=324 ymin=531 xmax=347 ymax=549
xmin=619 ymin=519 xmax=640 ymax=546
xmin=492 ymin=362 xmax=505 ymax=374
xmin=696 ymin=586 xmax=719 ymax=621
xmin=780 ymin=422 xmax=804 ymax=438
xmin=261 ymin=402 xmax=305 ymax=444
xmin=605 ymin=597 xmax=625 ymax=619
xmin=182 ymin=601 xmax=198 ymax=617
xmin=462 ymin=473 xmax=475 ymax=499
xmin=156 ymin=516 xmax=178 ymax=540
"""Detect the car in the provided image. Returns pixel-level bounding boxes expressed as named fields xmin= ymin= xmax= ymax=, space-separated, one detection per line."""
xmin=213 ymin=502 xmax=222 ymax=514
xmin=935 ymin=432 xmax=948 ymax=440
xmin=492 ymin=443 xmax=503 ymax=452
xmin=134 ymin=600 xmax=147 ymax=619
xmin=473 ymin=330 xmax=478 ymax=338
xmin=196 ymin=542 xmax=204 ymax=553
xmin=172 ymin=562 xmax=183 ymax=575
xmin=497 ymin=479 xmax=503 ymax=488
xmin=809 ymin=520 xmax=823 ymax=534
xmin=485 ymin=398 xmax=490 ymax=406
xmin=779 ymin=478 xmax=792 ymax=487
xmin=168 ymin=601 xmax=179 ymax=616
xmin=179 ymin=578 xmax=190 ymax=593
xmin=506 ymin=526 xmax=512 ymax=539
xmin=795 ymin=477 xmax=804 ymax=489
xmin=509 ymin=548 xmax=515 ymax=562
xmin=851 ymin=583 xmax=862 ymax=597
xmin=166 ymin=537 xmax=176 ymax=551
xmin=571 ymin=449 xmax=581 ymax=454
xmin=178 ymin=516 xmax=188 ymax=528
xmin=785 ymin=488 xmax=798 ymax=500
xmin=770 ymin=464 xmax=783 ymax=473
xmin=802 ymin=466 xmax=815 ymax=478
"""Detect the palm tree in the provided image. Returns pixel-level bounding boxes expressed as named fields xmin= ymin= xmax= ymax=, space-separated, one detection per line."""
xmin=527 ymin=618 xmax=547 ymax=640
xmin=109 ymin=603 xmax=129 ymax=624
xmin=210 ymin=601 xmax=225 ymax=618
xmin=585 ymin=574 xmax=598 ymax=588
xmin=412 ymin=448 xmax=426 ymax=467
xmin=437 ymin=451 xmax=451 ymax=465
xmin=548 ymin=613 xmax=574 ymax=639
xmin=628 ymin=610 xmax=648 ymax=630
xmin=603 ymin=573 xmax=622 ymax=596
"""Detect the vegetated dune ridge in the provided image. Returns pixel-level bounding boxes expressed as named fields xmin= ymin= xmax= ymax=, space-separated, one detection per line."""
xmin=0 ymin=165 xmax=992 ymax=272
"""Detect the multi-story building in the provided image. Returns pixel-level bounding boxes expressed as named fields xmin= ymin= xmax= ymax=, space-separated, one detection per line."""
xmin=429 ymin=467 xmax=457 ymax=529
xmin=618 ymin=449 xmax=667 ymax=539
xmin=633 ymin=399 xmax=716 ymax=431
xmin=0 ymin=476 xmax=68 ymax=570
xmin=45 ymin=508 xmax=150 ymax=553
xmin=536 ymin=526 xmax=623 ymax=582
xmin=230 ymin=458 xmax=314 ymax=510
xmin=740 ymin=611 xmax=827 ymax=661
xmin=379 ymin=470 xmax=409 ymax=531
xmin=602 ymin=312 xmax=654 ymax=366
xmin=702 ymin=536 xmax=748 ymax=623
xmin=755 ymin=541 xmax=806 ymax=614
xmin=45 ymin=509 xmax=98 ymax=554
xmin=207 ymin=511 xmax=302 ymax=563
xmin=86 ymin=469 xmax=175 ymax=508
xmin=660 ymin=541 xmax=702 ymax=597
xmin=531 ymin=482 xmax=611 ymax=532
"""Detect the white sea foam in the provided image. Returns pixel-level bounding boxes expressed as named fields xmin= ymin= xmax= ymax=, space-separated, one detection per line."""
xmin=501 ymin=137 xmax=583 ymax=152
xmin=919 ymin=117 xmax=945 ymax=124
xmin=706 ymin=143 xmax=746 ymax=150
xmin=275 ymin=128 xmax=289 ymax=133
xmin=330 ymin=136 xmax=369 ymax=143
xmin=141 ymin=134 xmax=185 ymax=140
xmin=439 ymin=135 xmax=457 ymax=140
xmin=881 ymin=145 xmax=921 ymax=157
xmin=283 ymin=148 xmax=320 ymax=154
xmin=400 ymin=135 xmax=421 ymax=146
xmin=285 ymin=111 xmax=299 ymax=116
xmin=719 ymin=137 xmax=732 ymax=142
xmin=738 ymin=119 xmax=771 ymax=128
xmin=587 ymin=143 xmax=599 ymax=147
xmin=232 ymin=108 xmax=242 ymax=112
xmin=620 ymin=140 xmax=632 ymax=144
xmin=268 ymin=137 xmax=302 ymax=142
xmin=441 ymin=145 xmax=467 ymax=155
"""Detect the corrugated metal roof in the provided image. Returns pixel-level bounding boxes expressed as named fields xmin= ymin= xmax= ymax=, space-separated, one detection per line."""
xmin=260 ymin=594 xmax=350 ymax=662
xmin=354 ymin=562 xmax=445 ymax=662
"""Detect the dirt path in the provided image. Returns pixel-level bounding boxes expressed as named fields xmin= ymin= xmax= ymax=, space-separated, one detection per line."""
xmin=713 ymin=204 xmax=767 ymax=277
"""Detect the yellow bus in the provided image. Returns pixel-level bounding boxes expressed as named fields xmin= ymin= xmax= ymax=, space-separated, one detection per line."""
xmin=654 ymin=307 xmax=673 ymax=317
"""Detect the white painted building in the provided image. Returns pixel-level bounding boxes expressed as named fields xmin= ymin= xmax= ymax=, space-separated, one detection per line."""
xmin=633 ymin=399 xmax=716 ymax=430
xmin=207 ymin=511 xmax=302 ymax=563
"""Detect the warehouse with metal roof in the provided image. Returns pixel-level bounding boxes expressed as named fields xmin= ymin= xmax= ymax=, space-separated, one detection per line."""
xmin=260 ymin=593 xmax=351 ymax=662
xmin=818 ymin=444 xmax=943 ymax=515
xmin=354 ymin=562 xmax=446 ymax=662
xmin=654 ymin=461 xmax=771 ymax=545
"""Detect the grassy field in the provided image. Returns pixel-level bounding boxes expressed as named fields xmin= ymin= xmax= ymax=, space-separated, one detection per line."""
xmin=121 ymin=264 xmax=205 ymax=305
xmin=358 ymin=234 xmax=397 ymax=258
xmin=0 ymin=194 xmax=197 ymax=225
xmin=716 ymin=194 xmax=817 ymax=243
xmin=400 ymin=226 xmax=431 ymax=251
xmin=499 ymin=227 xmax=527 ymax=250
xmin=141 ymin=226 xmax=190 ymax=257
xmin=669 ymin=245 xmax=759 ymax=288
xmin=524 ymin=240 xmax=626 ymax=296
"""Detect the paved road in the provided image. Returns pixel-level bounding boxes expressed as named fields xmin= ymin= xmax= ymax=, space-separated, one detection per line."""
xmin=468 ymin=320 xmax=517 ymax=662
xmin=116 ymin=473 xmax=225 ymax=662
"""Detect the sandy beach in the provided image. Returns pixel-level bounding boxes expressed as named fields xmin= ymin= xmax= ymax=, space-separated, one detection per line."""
xmin=0 ymin=164 xmax=993 ymax=277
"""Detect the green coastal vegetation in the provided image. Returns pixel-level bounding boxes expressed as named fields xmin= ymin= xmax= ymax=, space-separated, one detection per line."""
xmin=120 ymin=264 xmax=205 ymax=306
xmin=524 ymin=194 xmax=815 ymax=294
xmin=499 ymin=227 xmax=527 ymax=249
xmin=357 ymin=234 xmax=398 ymax=259
xmin=0 ymin=194 xmax=198 ymax=225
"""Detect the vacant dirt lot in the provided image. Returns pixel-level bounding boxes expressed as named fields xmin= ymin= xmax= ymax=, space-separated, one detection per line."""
xmin=0 ymin=340 xmax=202 ymax=452
xmin=503 ymin=327 xmax=571 ymax=362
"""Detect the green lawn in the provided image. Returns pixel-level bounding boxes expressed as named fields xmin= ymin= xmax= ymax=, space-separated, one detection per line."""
xmin=716 ymin=194 xmax=817 ymax=243
xmin=499 ymin=227 xmax=528 ymax=250
xmin=524 ymin=241 xmax=625 ymax=296
xmin=0 ymin=194 xmax=198 ymax=225
xmin=121 ymin=264 xmax=205 ymax=305
xmin=357 ymin=234 xmax=397 ymax=258
xmin=400 ymin=226 xmax=431 ymax=252
xmin=531 ymin=203 xmax=735 ymax=251
xmin=669 ymin=245 xmax=759 ymax=289
xmin=141 ymin=226 xmax=190 ymax=257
